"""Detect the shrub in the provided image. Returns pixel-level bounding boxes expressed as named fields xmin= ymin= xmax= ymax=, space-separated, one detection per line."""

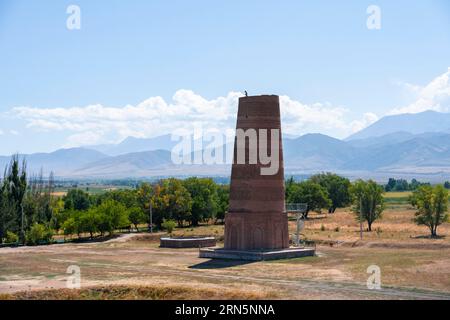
xmin=376 ymin=227 xmax=382 ymax=236
xmin=162 ymin=219 xmax=177 ymax=235
xmin=62 ymin=217 xmax=78 ymax=238
xmin=320 ymin=224 xmax=326 ymax=231
xmin=26 ymin=223 xmax=53 ymax=245
xmin=5 ymin=231 xmax=19 ymax=243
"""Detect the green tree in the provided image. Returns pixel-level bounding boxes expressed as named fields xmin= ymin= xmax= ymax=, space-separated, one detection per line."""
xmin=26 ymin=223 xmax=53 ymax=245
xmin=78 ymin=209 xmax=100 ymax=239
xmin=286 ymin=180 xmax=331 ymax=218
xmin=63 ymin=189 xmax=91 ymax=211
xmin=410 ymin=179 xmax=420 ymax=190
xmin=137 ymin=182 xmax=155 ymax=231
xmin=95 ymin=200 xmax=130 ymax=236
xmin=49 ymin=198 xmax=66 ymax=233
xmin=21 ymin=170 xmax=55 ymax=235
xmin=183 ymin=177 xmax=218 ymax=226
xmin=128 ymin=207 xmax=146 ymax=231
xmin=2 ymin=155 xmax=27 ymax=243
xmin=0 ymin=180 xmax=16 ymax=244
xmin=216 ymin=185 xmax=229 ymax=223
xmin=395 ymin=179 xmax=409 ymax=191
xmin=62 ymin=216 xmax=79 ymax=239
xmin=94 ymin=189 xmax=138 ymax=208
xmin=285 ymin=176 xmax=295 ymax=199
xmin=5 ymin=231 xmax=19 ymax=243
xmin=350 ymin=180 xmax=385 ymax=232
xmin=310 ymin=173 xmax=351 ymax=213
xmin=152 ymin=179 xmax=192 ymax=227
xmin=411 ymin=185 xmax=449 ymax=237
xmin=385 ymin=178 xmax=397 ymax=192
xmin=385 ymin=178 xmax=428 ymax=192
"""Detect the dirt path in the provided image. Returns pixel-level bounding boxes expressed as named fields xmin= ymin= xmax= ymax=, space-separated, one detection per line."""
xmin=0 ymin=232 xmax=160 ymax=254
xmin=103 ymin=233 xmax=152 ymax=243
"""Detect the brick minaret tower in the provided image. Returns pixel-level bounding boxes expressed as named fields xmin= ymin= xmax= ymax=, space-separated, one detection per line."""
xmin=224 ymin=95 xmax=289 ymax=250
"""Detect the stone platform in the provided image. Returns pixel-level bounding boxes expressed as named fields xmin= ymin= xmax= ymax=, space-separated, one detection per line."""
xmin=160 ymin=237 xmax=216 ymax=248
xmin=199 ymin=247 xmax=315 ymax=261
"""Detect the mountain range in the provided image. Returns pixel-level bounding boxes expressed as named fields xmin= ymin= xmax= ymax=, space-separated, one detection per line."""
xmin=346 ymin=110 xmax=450 ymax=140
xmin=3 ymin=110 xmax=450 ymax=181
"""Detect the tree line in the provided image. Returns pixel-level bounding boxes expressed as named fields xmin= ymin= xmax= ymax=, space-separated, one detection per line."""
xmin=51 ymin=177 xmax=230 ymax=241
xmin=384 ymin=178 xmax=430 ymax=192
xmin=0 ymin=156 xmax=56 ymax=244
xmin=286 ymin=173 xmax=449 ymax=236
xmin=1 ymin=156 xmax=448 ymax=245
xmin=0 ymin=156 xmax=230 ymax=244
xmin=285 ymin=173 xmax=384 ymax=230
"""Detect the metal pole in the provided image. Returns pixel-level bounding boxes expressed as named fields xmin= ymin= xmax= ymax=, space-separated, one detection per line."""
xmin=360 ymin=197 xmax=363 ymax=240
xmin=149 ymin=200 xmax=153 ymax=234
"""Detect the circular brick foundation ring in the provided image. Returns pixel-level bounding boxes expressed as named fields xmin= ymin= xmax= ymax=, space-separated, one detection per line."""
xmin=159 ymin=237 xmax=216 ymax=248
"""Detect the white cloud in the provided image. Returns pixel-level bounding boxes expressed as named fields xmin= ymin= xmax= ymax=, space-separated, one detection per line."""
xmin=349 ymin=113 xmax=379 ymax=133
xmin=279 ymin=96 xmax=357 ymax=137
xmin=9 ymin=130 xmax=19 ymax=136
xmin=13 ymin=90 xmax=242 ymax=145
xmin=11 ymin=90 xmax=373 ymax=146
xmin=0 ymin=129 xmax=4 ymax=135
xmin=392 ymin=79 xmax=422 ymax=94
xmin=64 ymin=131 xmax=106 ymax=148
xmin=389 ymin=68 xmax=450 ymax=115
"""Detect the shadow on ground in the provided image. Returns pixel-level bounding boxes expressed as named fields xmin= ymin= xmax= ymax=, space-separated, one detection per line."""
xmin=304 ymin=216 xmax=328 ymax=221
xmin=412 ymin=235 xmax=446 ymax=240
xmin=189 ymin=259 xmax=255 ymax=269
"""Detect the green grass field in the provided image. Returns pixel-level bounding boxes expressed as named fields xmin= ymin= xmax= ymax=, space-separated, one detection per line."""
xmin=383 ymin=192 xmax=412 ymax=207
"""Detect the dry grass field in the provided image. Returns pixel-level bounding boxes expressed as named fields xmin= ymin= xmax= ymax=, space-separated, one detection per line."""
xmin=0 ymin=285 xmax=274 ymax=300
xmin=1 ymin=196 xmax=449 ymax=300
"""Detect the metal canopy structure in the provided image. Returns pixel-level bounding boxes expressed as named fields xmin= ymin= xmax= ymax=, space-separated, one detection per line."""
xmin=286 ymin=203 xmax=308 ymax=215
xmin=286 ymin=203 xmax=308 ymax=247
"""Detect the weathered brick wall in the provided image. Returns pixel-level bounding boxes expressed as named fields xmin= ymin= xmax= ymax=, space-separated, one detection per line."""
xmin=160 ymin=237 xmax=216 ymax=248
xmin=225 ymin=95 xmax=289 ymax=251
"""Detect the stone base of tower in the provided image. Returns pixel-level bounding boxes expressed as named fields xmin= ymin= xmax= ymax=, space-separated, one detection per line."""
xmin=223 ymin=212 xmax=289 ymax=251
xmin=199 ymin=247 xmax=316 ymax=261
xmin=199 ymin=211 xmax=316 ymax=261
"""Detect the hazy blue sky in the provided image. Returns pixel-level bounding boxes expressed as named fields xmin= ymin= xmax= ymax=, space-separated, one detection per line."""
xmin=0 ymin=0 xmax=449 ymax=155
